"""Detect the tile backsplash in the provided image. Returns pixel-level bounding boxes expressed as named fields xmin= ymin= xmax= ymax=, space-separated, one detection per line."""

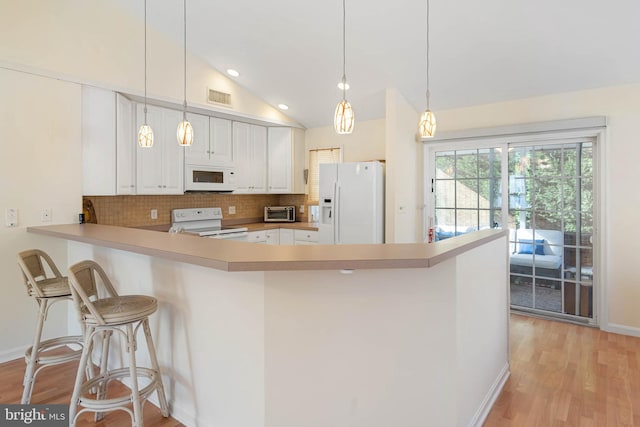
xmin=85 ymin=193 xmax=309 ymax=227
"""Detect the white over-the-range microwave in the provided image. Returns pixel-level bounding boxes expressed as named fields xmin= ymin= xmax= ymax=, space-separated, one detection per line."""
xmin=184 ymin=164 xmax=236 ymax=192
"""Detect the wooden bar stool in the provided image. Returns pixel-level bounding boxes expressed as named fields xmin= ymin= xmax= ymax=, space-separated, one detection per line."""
xmin=17 ymin=249 xmax=85 ymax=404
xmin=67 ymin=260 xmax=169 ymax=427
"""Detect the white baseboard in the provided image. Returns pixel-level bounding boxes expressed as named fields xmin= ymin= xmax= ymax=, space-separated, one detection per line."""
xmin=602 ymin=322 xmax=640 ymax=338
xmin=468 ymin=362 xmax=510 ymax=427
xmin=0 ymin=346 xmax=27 ymax=364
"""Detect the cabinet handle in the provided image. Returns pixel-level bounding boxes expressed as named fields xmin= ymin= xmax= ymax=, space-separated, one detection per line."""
xmin=157 ymin=185 xmax=162 ymax=188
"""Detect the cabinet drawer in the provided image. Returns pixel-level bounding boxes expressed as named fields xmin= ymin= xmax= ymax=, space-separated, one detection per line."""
xmin=294 ymin=230 xmax=318 ymax=243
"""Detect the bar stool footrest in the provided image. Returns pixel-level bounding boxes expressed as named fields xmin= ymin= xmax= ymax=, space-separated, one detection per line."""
xmin=77 ymin=367 xmax=161 ymax=410
xmin=25 ymin=335 xmax=84 ymax=365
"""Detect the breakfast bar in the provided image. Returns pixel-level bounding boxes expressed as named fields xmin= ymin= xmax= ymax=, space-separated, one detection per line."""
xmin=28 ymin=224 xmax=509 ymax=427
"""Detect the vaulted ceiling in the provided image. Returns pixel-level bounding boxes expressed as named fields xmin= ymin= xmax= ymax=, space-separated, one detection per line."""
xmin=113 ymin=0 xmax=640 ymax=129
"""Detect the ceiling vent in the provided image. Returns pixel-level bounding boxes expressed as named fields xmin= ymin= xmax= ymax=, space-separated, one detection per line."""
xmin=207 ymin=88 xmax=232 ymax=107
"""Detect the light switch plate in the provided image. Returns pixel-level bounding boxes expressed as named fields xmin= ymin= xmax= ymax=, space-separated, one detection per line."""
xmin=228 ymin=206 xmax=236 ymax=215
xmin=5 ymin=208 xmax=18 ymax=227
xmin=151 ymin=209 xmax=158 ymax=220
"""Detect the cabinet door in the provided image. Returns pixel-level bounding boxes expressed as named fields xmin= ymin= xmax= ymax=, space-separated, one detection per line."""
xmin=136 ymin=105 xmax=184 ymax=194
xmin=266 ymin=229 xmax=280 ymax=245
xmin=116 ymin=94 xmax=137 ymax=194
xmin=160 ymin=108 xmax=184 ymax=194
xmin=294 ymin=230 xmax=318 ymax=245
xmin=247 ymin=230 xmax=267 ymax=244
xmin=232 ymin=121 xmax=252 ymax=192
xmin=136 ymin=104 xmax=164 ymax=194
xmin=82 ymin=86 xmax=116 ymax=195
xmin=184 ymin=113 xmax=210 ymax=165
xmin=210 ymin=118 xmax=233 ymax=165
xmin=267 ymin=128 xmax=292 ymax=193
xmin=279 ymin=228 xmax=295 ymax=245
xmin=250 ymin=125 xmax=267 ymax=193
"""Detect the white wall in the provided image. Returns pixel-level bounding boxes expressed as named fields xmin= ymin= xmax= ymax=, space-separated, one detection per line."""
xmin=0 ymin=69 xmax=82 ymax=361
xmin=384 ymin=89 xmax=422 ymax=243
xmin=305 ymin=119 xmax=385 ymax=162
xmin=435 ymin=84 xmax=640 ymax=332
xmin=0 ymin=0 xmax=296 ymax=125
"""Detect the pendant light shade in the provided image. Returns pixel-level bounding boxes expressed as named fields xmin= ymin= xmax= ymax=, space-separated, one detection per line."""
xmin=138 ymin=123 xmax=154 ymax=147
xmin=334 ymin=100 xmax=354 ymax=134
xmin=177 ymin=118 xmax=193 ymax=146
xmin=419 ymin=0 xmax=436 ymax=139
xmin=137 ymin=0 xmax=154 ymax=148
xmin=177 ymin=0 xmax=193 ymax=146
xmin=419 ymin=109 xmax=436 ymax=138
xmin=334 ymin=0 xmax=354 ymax=135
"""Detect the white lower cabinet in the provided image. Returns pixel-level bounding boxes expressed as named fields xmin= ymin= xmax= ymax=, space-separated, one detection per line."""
xmin=294 ymin=230 xmax=318 ymax=245
xmin=279 ymin=229 xmax=295 ymax=245
xmin=247 ymin=230 xmax=267 ymax=244
xmin=266 ymin=230 xmax=280 ymax=245
xmin=246 ymin=228 xmax=317 ymax=245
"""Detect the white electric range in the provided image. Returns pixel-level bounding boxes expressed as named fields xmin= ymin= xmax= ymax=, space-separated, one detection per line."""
xmin=170 ymin=207 xmax=249 ymax=241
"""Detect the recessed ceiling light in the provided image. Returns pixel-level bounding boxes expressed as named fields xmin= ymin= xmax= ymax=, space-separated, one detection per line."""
xmin=278 ymin=104 xmax=289 ymax=110
xmin=226 ymin=69 xmax=240 ymax=77
xmin=337 ymin=82 xmax=350 ymax=90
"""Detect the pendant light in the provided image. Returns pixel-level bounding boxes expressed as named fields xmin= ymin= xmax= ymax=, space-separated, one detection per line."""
xmin=137 ymin=0 xmax=154 ymax=148
xmin=334 ymin=0 xmax=354 ymax=134
xmin=418 ymin=0 xmax=436 ymax=138
xmin=177 ymin=0 xmax=193 ymax=146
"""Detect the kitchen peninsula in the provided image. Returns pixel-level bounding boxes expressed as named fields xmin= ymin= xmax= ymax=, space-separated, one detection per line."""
xmin=28 ymin=224 xmax=509 ymax=427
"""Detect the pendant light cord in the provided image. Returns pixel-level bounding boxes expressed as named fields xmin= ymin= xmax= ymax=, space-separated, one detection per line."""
xmin=183 ymin=0 xmax=187 ymax=120
xmin=341 ymin=0 xmax=347 ymax=101
xmin=144 ymin=0 xmax=148 ymax=122
xmin=426 ymin=0 xmax=430 ymax=110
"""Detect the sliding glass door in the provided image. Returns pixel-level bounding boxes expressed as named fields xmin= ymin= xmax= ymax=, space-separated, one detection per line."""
xmin=428 ymin=139 xmax=596 ymax=323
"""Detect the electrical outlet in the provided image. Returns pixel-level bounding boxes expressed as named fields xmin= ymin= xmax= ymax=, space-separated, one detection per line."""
xmin=228 ymin=206 xmax=236 ymax=215
xmin=5 ymin=208 xmax=18 ymax=227
xmin=299 ymin=205 xmax=305 ymax=213
xmin=151 ymin=209 xmax=158 ymax=220
xmin=41 ymin=208 xmax=52 ymax=222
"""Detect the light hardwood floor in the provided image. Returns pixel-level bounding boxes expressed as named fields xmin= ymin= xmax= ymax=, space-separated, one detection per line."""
xmin=2 ymin=314 xmax=639 ymax=426
xmin=485 ymin=314 xmax=640 ymax=426
xmin=0 ymin=354 xmax=183 ymax=426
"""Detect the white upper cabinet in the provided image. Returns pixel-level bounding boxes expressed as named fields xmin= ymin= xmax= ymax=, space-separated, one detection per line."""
xmin=184 ymin=115 xmax=233 ymax=167
xmin=82 ymin=86 xmax=116 ymax=195
xmin=210 ymin=118 xmax=233 ymax=166
xmin=267 ymin=127 xmax=292 ymax=193
xmin=183 ymin=112 xmax=210 ymax=165
xmin=267 ymin=127 xmax=305 ymax=194
xmin=116 ymin=94 xmax=137 ymax=195
xmin=136 ymin=104 xmax=185 ymax=194
xmin=233 ymin=122 xmax=267 ymax=193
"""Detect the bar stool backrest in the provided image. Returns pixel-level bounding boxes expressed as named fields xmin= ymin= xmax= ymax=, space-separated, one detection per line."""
xmin=18 ymin=249 xmax=64 ymax=298
xmin=67 ymin=260 xmax=119 ymax=326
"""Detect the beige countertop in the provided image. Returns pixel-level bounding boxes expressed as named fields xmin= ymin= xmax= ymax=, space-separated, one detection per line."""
xmin=27 ymin=224 xmax=506 ymax=272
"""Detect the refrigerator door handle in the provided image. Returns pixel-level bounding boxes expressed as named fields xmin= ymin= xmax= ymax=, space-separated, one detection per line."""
xmin=336 ymin=183 xmax=341 ymax=244
xmin=331 ymin=180 xmax=338 ymax=244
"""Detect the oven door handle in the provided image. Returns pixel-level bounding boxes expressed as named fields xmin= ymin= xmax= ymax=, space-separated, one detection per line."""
xmin=209 ymin=232 xmax=249 ymax=239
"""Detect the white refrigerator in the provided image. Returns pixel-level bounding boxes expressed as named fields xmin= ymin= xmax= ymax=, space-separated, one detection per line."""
xmin=318 ymin=161 xmax=384 ymax=244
